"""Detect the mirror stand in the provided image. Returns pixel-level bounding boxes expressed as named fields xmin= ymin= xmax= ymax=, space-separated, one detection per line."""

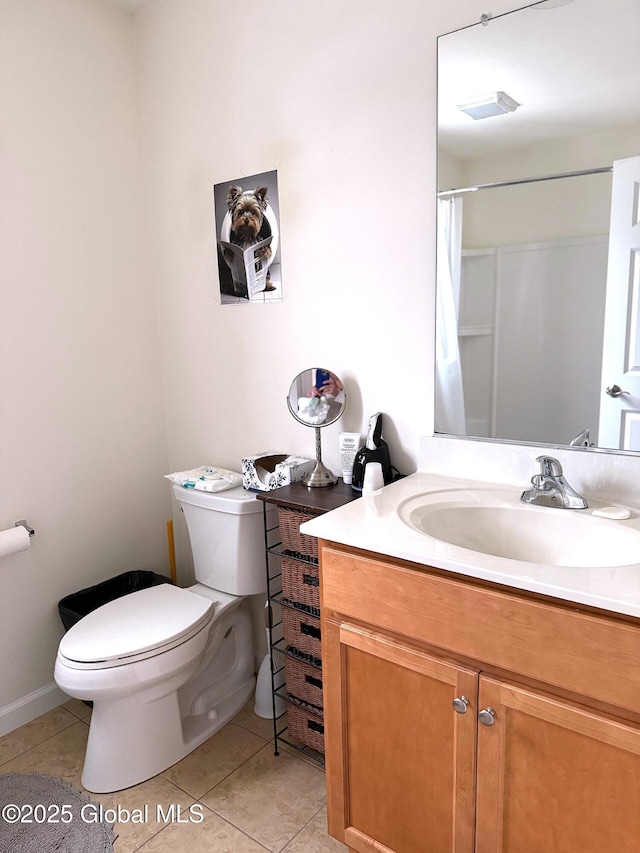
xmin=304 ymin=427 xmax=338 ymax=487
xmin=287 ymin=368 xmax=346 ymax=488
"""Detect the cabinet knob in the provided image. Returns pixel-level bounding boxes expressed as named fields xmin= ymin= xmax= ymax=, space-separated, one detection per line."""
xmin=478 ymin=707 xmax=496 ymax=726
xmin=452 ymin=696 xmax=470 ymax=714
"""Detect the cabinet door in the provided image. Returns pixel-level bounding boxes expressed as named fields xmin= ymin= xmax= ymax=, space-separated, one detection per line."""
xmin=323 ymin=619 xmax=478 ymax=853
xmin=476 ymin=676 xmax=640 ymax=853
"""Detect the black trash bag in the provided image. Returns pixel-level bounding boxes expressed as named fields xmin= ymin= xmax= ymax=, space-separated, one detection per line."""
xmin=58 ymin=570 xmax=172 ymax=631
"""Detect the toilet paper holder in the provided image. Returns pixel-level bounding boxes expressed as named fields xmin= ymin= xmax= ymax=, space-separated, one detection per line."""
xmin=15 ymin=520 xmax=35 ymax=537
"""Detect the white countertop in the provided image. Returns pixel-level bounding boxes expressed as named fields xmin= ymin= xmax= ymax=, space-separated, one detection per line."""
xmin=300 ymin=471 xmax=640 ymax=619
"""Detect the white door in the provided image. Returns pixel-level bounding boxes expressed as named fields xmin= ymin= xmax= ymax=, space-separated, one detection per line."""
xmin=598 ymin=156 xmax=640 ymax=450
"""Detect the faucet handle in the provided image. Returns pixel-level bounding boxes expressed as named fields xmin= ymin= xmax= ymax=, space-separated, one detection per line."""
xmin=536 ymin=456 xmax=563 ymax=477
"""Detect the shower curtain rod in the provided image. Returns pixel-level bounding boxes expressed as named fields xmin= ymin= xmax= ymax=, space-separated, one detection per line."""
xmin=437 ymin=165 xmax=612 ymax=198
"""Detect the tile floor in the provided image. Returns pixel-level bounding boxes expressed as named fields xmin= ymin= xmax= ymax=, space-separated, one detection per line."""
xmin=0 ymin=699 xmax=346 ymax=852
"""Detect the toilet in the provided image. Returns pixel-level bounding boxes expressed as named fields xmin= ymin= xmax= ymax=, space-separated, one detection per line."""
xmin=54 ymin=484 xmax=268 ymax=793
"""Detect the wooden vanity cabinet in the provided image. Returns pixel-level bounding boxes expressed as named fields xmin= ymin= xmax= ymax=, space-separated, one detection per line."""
xmin=319 ymin=542 xmax=640 ymax=853
xmin=323 ymin=618 xmax=478 ymax=852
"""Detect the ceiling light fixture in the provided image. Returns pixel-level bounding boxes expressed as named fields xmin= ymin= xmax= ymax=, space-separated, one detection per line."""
xmin=457 ymin=91 xmax=520 ymax=120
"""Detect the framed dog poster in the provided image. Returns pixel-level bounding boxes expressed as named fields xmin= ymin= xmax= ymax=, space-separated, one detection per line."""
xmin=213 ymin=169 xmax=283 ymax=304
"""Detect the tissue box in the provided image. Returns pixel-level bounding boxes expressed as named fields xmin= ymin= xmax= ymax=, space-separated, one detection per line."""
xmin=242 ymin=453 xmax=314 ymax=492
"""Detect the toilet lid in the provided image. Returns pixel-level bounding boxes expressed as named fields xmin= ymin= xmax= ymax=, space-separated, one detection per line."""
xmin=58 ymin=584 xmax=215 ymax=665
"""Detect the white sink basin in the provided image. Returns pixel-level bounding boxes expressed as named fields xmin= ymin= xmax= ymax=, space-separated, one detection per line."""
xmin=398 ymin=488 xmax=640 ymax=568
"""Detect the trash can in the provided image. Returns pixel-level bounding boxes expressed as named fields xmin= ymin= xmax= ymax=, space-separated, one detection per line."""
xmin=58 ymin=570 xmax=172 ymax=631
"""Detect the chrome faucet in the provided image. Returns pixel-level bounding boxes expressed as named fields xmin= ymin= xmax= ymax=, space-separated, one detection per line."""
xmin=569 ymin=428 xmax=594 ymax=447
xmin=521 ymin=456 xmax=588 ymax=510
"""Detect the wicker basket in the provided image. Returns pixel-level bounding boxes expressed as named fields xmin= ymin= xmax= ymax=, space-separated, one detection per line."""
xmin=282 ymin=556 xmax=320 ymax=611
xmin=285 ymin=656 xmax=323 ymax=710
xmin=277 ymin=507 xmax=319 ymax=559
xmin=287 ymin=703 xmax=325 ymax=753
xmin=282 ymin=606 xmax=322 ymax=659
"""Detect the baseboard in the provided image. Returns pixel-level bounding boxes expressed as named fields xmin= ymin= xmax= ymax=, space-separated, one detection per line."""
xmin=0 ymin=682 xmax=68 ymax=737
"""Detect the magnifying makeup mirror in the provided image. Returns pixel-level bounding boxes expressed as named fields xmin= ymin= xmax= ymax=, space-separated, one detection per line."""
xmin=287 ymin=368 xmax=346 ymax=487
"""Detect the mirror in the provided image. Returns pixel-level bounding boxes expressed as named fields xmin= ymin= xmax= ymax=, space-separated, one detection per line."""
xmin=436 ymin=0 xmax=640 ymax=452
xmin=287 ymin=368 xmax=346 ymax=486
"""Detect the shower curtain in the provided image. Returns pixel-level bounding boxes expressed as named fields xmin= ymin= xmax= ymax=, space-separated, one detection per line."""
xmin=493 ymin=236 xmax=607 ymax=443
xmin=435 ymin=197 xmax=466 ymax=434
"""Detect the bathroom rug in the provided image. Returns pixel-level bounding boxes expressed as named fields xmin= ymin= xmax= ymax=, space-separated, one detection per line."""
xmin=0 ymin=772 xmax=116 ymax=852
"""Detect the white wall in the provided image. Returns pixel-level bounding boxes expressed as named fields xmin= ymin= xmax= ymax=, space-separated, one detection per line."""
xmin=0 ymin=0 xmax=523 ymax=731
xmin=135 ymin=0 xmax=436 ymax=483
xmin=0 ymin=0 xmax=170 ymax=730
xmin=133 ymin=0 xmax=520 ymax=572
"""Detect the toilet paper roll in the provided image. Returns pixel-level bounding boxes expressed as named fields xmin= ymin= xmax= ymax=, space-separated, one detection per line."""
xmin=0 ymin=525 xmax=31 ymax=558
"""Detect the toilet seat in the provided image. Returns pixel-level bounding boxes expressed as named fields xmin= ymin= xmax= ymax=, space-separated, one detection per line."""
xmin=58 ymin=584 xmax=215 ymax=670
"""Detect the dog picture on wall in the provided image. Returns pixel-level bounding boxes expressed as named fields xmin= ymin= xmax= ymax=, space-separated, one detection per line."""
xmin=213 ymin=170 xmax=283 ymax=304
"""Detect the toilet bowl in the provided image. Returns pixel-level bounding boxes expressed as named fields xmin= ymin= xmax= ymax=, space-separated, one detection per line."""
xmin=54 ymin=484 xmax=269 ymax=793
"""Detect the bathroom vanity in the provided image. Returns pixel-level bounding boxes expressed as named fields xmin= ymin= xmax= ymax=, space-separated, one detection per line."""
xmin=302 ymin=471 xmax=640 ymax=853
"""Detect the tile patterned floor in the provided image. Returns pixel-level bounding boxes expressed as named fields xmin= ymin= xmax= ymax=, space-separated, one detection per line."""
xmin=0 ymin=700 xmax=346 ymax=852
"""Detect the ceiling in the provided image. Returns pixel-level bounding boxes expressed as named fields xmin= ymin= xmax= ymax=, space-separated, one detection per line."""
xmin=438 ymin=0 xmax=640 ymax=162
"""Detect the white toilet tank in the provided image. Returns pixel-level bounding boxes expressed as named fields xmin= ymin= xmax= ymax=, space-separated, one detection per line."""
xmin=172 ymin=484 xmax=266 ymax=595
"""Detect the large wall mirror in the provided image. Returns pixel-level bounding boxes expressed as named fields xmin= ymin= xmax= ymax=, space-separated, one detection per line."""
xmin=436 ymin=0 xmax=640 ymax=452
